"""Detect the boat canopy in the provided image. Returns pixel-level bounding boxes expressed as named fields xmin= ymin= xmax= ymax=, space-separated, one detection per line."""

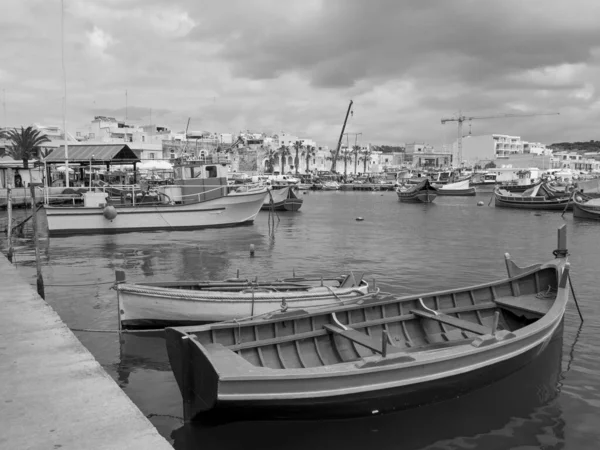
xmin=44 ymin=144 xmax=140 ymax=164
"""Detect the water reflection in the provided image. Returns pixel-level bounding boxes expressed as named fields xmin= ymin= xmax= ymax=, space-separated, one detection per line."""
xmin=171 ymin=331 xmax=565 ymax=450
xmin=116 ymin=331 xmax=170 ymax=388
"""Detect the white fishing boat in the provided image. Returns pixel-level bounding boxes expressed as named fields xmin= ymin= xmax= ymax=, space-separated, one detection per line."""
xmin=43 ymin=158 xmax=268 ymax=235
xmin=115 ymin=272 xmax=375 ymax=329
xmin=322 ymin=181 xmax=341 ymax=190
xmin=434 ymin=179 xmax=476 ymax=196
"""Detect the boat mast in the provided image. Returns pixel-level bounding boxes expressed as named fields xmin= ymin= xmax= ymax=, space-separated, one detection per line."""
xmin=61 ymin=0 xmax=69 ymax=187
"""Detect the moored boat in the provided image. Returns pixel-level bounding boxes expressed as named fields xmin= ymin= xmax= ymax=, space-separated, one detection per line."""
xmin=434 ymin=179 xmax=476 ymax=196
xmin=116 ymin=272 xmax=375 ymax=329
xmin=321 ymin=181 xmax=341 ymax=191
xmin=572 ymin=193 xmax=600 ymax=220
xmin=43 ymin=158 xmax=268 ymax=235
xmin=494 ymin=183 xmax=571 ymax=210
xmin=261 ymin=186 xmax=303 ymax=211
xmin=165 ymin=226 xmax=572 ymax=422
xmin=396 ymin=179 xmax=437 ymax=203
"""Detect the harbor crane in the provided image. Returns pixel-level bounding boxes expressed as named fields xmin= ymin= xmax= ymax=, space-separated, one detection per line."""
xmin=331 ymin=100 xmax=353 ymax=172
xmin=441 ymin=111 xmax=560 ymax=166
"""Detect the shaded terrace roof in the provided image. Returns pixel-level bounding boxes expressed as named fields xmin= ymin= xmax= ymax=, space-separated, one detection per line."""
xmin=44 ymin=144 xmax=140 ymax=164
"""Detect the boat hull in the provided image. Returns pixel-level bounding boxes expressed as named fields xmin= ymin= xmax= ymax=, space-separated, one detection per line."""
xmin=192 ymin=329 xmax=559 ymax=420
xmin=397 ymin=191 xmax=437 ymax=203
xmin=261 ymin=187 xmax=303 ymax=211
xmin=436 ymin=188 xmax=476 ymax=196
xmin=118 ymin=282 xmax=369 ymax=328
xmin=260 ymin=199 xmax=303 ymax=211
xmin=397 ymin=179 xmax=437 ymax=203
xmin=44 ymin=189 xmax=268 ymax=235
xmin=494 ymin=196 xmax=571 ymax=210
xmin=573 ymin=202 xmax=600 ymax=220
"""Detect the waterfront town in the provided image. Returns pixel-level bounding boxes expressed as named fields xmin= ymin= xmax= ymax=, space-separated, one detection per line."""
xmin=2 ymin=115 xmax=600 ymax=190
xmin=3 ymin=1 xmax=600 ymax=449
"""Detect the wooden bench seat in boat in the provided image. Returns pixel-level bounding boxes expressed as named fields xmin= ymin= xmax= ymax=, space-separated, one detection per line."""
xmin=493 ymin=293 xmax=553 ymax=316
xmin=323 ymin=324 xmax=404 ymax=356
xmin=411 ymin=309 xmax=491 ymax=335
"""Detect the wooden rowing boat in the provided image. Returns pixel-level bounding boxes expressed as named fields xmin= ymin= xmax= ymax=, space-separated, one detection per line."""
xmin=494 ymin=183 xmax=572 ymax=210
xmin=166 ymin=226 xmax=572 ymax=422
xmin=116 ymin=272 xmax=374 ymax=329
xmin=261 ymin=186 xmax=303 ymax=211
xmin=572 ymin=193 xmax=600 ymax=220
xmin=396 ymin=179 xmax=437 ymax=203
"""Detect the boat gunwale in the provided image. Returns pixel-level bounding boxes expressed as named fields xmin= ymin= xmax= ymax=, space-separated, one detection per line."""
xmin=117 ymin=280 xmax=369 ymax=302
xmin=43 ymin=187 xmax=268 ymax=212
xmin=173 ymin=260 xmax=553 ymax=333
xmin=210 ymin=266 xmax=568 ymax=382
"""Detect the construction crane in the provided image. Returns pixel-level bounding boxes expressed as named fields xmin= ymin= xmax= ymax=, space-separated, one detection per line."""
xmin=441 ymin=112 xmax=560 ymax=166
xmin=331 ymin=100 xmax=353 ymax=173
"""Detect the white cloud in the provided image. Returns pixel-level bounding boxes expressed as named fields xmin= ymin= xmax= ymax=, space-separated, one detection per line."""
xmin=571 ymin=83 xmax=595 ymax=101
xmin=86 ymin=26 xmax=116 ymax=59
xmin=148 ymin=10 xmax=195 ymax=38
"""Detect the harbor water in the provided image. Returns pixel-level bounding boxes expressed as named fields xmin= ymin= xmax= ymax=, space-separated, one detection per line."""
xmin=2 ymin=190 xmax=599 ymax=449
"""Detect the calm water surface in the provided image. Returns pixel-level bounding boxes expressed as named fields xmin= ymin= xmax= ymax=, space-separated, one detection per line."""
xmin=2 ymin=191 xmax=599 ymax=449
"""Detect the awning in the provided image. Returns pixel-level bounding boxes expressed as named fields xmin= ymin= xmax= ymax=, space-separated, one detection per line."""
xmin=43 ymin=144 xmax=140 ymax=164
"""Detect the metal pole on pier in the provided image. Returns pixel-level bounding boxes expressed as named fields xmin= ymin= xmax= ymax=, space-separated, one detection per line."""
xmin=29 ymin=183 xmax=45 ymax=300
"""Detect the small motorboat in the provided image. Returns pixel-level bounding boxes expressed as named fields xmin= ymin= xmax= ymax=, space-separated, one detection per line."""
xmin=396 ymin=179 xmax=437 ymax=203
xmin=116 ymin=272 xmax=376 ymax=329
xmin=321 ymin=181 xmax=341 ymax=191
xmin=166 ymin=226 xmax=572 ymax=422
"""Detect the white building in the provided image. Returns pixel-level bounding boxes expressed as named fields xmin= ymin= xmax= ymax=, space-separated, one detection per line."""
xmin=523 ymin=141 xmax=551 ymax=155
xmin=457 ymin=134 xmax=551 ymax=166
xmin=550 ymin=151 xmax=600 ymax=172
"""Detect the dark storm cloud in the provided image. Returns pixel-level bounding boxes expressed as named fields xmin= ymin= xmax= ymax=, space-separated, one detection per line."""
xmin=200 ymin=0 xmax=600 ymax=90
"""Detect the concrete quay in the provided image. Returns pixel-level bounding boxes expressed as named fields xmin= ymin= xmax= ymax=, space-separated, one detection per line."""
xmin=0 ymin=254 xmax=172 ymax=450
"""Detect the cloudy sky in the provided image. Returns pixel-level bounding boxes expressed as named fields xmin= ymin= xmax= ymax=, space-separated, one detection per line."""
xmin=2 ymin=0 xmax=600 ymax=148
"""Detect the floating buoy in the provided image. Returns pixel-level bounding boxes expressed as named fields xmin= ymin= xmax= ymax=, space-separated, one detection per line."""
xmin=249 ymin=244 xmax=255 ymax=257
xmin=477 ymin=201 xmax=484 ymax=206
xmin=103 ymin=205 xmax=117 ymax=220
xmin=356 ymin=217 xmax=364 ymax=221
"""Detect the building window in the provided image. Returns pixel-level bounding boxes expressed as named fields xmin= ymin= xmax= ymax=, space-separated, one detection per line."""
xmin=76 ymin=131 xmax=81 ymax=137
xmin=150 ymin=154 xmax=155 ymax=159
xmin=142 ymin=136 xmax=145 ymax=142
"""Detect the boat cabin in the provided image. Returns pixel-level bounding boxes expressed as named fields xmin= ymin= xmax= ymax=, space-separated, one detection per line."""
xmin=168 ymin=160 xmax=229 ymax=204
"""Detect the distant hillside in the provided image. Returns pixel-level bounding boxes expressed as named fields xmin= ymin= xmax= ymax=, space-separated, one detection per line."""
xmin=548 ymin=140 xmax=600 ymax=153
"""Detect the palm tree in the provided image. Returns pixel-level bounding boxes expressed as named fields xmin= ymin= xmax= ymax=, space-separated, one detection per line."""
xmin=292 ymin=140 xmax=303 ymax=175
xmin=265 ymin=148 xmax=278 ymax=173
xmin=359 ymin=148 xmax=373 ymax=174
xmin=352 ymin=145 xmax=361 ymax=175
xmin=341 ymin=148 xmax=352 ymax=178
xmin=277 ymin=145 xmax=290 ymax=174
xmin=1 ymin=126 xmax=50 ymax=169
xmin=325 ymin=149 xmax=339 ymax=171
xmin=303 ymin=145 xmax=316 ymax=173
